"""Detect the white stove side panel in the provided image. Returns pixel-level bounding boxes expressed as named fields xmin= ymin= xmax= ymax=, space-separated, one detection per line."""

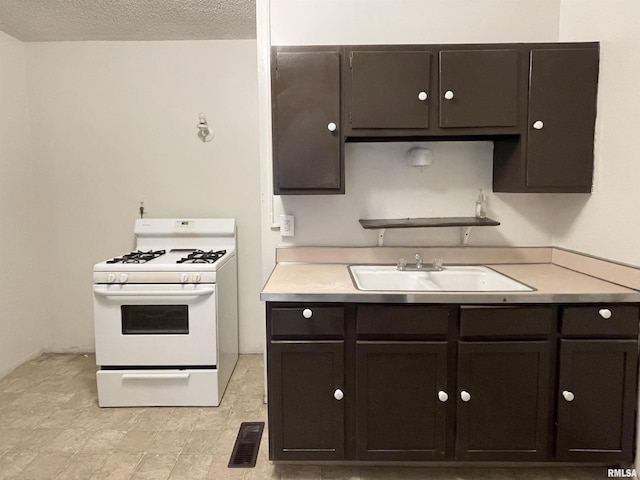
xmin=216 ymin=255 xmax=239 ymax=397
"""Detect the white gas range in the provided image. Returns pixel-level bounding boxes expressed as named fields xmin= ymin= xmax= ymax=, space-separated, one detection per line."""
xmin=92 ymin=218 xmax=238 ymax=407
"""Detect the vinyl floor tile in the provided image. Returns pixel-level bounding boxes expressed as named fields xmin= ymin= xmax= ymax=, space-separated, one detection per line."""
xmin=0 ymin=452 xmax=38 ymax=480
xmin=89 ymin=453 xmax=143 ymax=480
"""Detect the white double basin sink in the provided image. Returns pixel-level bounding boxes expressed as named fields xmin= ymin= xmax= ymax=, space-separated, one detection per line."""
xmin=349 ymin=265 xmax=533 ymax=292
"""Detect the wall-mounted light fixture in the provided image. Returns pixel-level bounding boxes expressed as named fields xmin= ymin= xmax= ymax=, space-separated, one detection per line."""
xmin=405 ymin=146 xmax=433 ymax=167
xmin=197 ymin=113 xmax=214 ymax=142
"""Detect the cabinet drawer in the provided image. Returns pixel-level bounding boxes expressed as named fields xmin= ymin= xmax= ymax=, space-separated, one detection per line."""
xmin=460 ymin=306 xmax=555 ymax=338
xmin=561 ymin=306 xmax=639 ymax=337
xmin=356 ymin=306 xmax=449 ymax=337
xmin=96 ymin=369 xmax=220 ymax=407
xmin=270 ymin=306 xmax=345 ymax=338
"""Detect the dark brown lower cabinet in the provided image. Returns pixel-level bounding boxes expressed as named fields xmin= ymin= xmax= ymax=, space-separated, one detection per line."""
xmin=456 ymin=341 xmax=551 ymax=461
xmin=265 ymin=302 xmax=639 ymax=465
xmin=556 ymin=340 xmax=638 ymax=462
xmin=268 ymin=341 xmax=345 ymax=460
xmin=355 ymin=341 xmax=448 ymax=460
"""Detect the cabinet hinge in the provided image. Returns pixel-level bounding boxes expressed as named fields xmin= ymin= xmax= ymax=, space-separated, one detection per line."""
xmin=349 ymin=111 xmax=352 ymax=124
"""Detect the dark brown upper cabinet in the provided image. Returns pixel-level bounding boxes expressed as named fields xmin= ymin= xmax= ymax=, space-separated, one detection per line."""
xmin=348 ymin=50 xmax=431 ymax=132
xmin=344 ymin=45 xmax=522 ymax=138
xmin=494 ymin=44 xmax=599 ymax=193
xmin=526 ymin=48 xmax=599 ymax=189
xmin=439 ymin=49 xmax=519 ymax=128
xmin=271 ymin=47 xmax=343 ymax=194
xmin=271 ymin=42 xmax=598 ymax=195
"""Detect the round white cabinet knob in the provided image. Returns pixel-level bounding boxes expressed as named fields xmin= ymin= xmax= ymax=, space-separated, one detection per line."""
xmin=180 ymin=273 xmax=189 ymax=283
xmin=533 ymin=120 xmax=544 ymax=130
xmin=334 ymin=389 xmax=344 ymax=401
xmin=562 ymin=390 xmax=575 ymax=402
xmin=302 ymin=308 xmax=313 ymax=319
xmin=438 ymin=391 xmax=449 ymax=402
xmin=193 ymin=273 xmax=202 ymax=283
xmin=418 ymin=91 xmax=428 ymax=101
xmin=598 ymin=308 xmax=612 ymax=319
xmin=106 ymin=273 xmax=116 ymax=283
xmin=460 ymin=391 xmax=471 ymax=402
xmin=119 ymin=273 xmax=128 ymax=283
xmin=444 ymin=90 xmax=454 ymax=100
xmin=327 ymin=122 xmax=337 ymax=132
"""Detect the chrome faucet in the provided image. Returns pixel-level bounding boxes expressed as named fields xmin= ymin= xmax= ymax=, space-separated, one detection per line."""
xmin=396 ymin=254 xmax=445 ymax=271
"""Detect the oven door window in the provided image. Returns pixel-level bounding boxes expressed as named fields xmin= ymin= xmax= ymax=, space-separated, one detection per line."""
xmin=121 ymin=305 xmax=188 ymax=334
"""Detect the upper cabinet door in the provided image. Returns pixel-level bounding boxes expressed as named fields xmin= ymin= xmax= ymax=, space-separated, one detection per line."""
xmin=526 ymin=47 xmax=599 ymax=189
xmin=439 ymin=49 xmax=519 ymax=128
xmin=272 ymin=49 xmax=342 ymax=194
xmin=349 ymin=50 xmax=431 ymax=130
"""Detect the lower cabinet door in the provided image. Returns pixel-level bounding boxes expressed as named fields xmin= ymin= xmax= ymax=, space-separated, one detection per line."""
xmin=356 ymin=341 xmax=449 ymax=460
xmin=556 ymin=339 xmax=638 ymax=462
xmin=268 ymin=341 xmax=345 ymax=460
xmin=456 ymin=341 xmax=551 ymax=461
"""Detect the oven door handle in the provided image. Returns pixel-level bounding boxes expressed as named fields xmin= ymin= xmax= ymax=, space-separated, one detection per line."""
xmin=93 ymin=285 xmax=215 ymax=297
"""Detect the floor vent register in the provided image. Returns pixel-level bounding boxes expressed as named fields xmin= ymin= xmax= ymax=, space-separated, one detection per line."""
xmin=228 ymin=422 xmax=265 ymax=468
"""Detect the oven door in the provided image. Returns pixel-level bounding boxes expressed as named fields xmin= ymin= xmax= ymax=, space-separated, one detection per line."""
xmin=93 ymin=283 xmax=217 ymax=366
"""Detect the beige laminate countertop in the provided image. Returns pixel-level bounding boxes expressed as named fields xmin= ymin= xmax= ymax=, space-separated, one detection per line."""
xmin=260 ymin=263 xmax=640 ymax=304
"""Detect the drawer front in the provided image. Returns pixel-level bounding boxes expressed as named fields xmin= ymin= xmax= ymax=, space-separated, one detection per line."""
xmin=270 ymin=306 xmax=345 ymax=338
xmin=356 ymin=306 xmax=449 ymax=336
xmin=561 ymin=306 xmax=639 ymax=337
xmin=96 ymin=369 xmax=221 ymax=407
xmin=460 ymin=306 xmax=555 ymax=338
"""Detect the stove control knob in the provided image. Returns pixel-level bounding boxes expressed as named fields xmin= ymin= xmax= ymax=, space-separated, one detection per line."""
xmin=119 ymin=273 xmax=128 ymax=283
xmin=180 ymin=273 xmax=189 ymax=283
xmin=193 ymin=273 xmax=202 ymax=283
xmin=106 ymin=273 xmax=116 ymax=283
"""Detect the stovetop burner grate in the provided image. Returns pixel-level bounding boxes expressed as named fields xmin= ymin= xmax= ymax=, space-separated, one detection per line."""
xmin=177 ymin=249 xmax=226 ymax=264
xmin=106 ymin=249 xmax=166 ymax=264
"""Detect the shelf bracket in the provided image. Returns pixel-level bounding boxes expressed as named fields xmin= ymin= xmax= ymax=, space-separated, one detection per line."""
xmin=461 ymin=226 xmax=473 ymax=245
xmin=377 ymin=229 xmax=386 ymax=247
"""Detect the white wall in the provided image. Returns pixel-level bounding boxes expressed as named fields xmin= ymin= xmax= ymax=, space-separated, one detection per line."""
xmin=278 ymin=142 xmax=561 ymax=248
xmin=554 ymin=1 xmax=640 ymax=267
xmin=26 ymin=40 xmax=264 ymax=354
xmin=0 ymin=31 xmax=45 ymax=376
xmin=260 ymin=0 xmax=563 ymax=279
xmin=270 ymin=0 xmax=561 ymax=46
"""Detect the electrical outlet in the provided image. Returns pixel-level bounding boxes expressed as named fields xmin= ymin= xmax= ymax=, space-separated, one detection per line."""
xmin=280 ymin=214 xmax=295 ymax=237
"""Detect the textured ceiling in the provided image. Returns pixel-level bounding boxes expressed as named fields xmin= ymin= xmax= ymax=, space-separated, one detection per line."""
xmin=0 ymin=0 xmax=256 ymax=42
